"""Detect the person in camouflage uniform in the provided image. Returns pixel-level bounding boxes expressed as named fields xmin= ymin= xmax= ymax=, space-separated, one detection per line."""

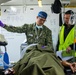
xmin=0 ymin=11 xmax=76 ymax=75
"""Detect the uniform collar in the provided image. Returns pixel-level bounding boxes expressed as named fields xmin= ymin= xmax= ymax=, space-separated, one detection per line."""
xmin=36 ymin=24 xmax=43 ymax=29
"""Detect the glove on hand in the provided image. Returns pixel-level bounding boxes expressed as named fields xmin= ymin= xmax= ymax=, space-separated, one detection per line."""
xmin=0 ymin=21 xmax=5 ymax=27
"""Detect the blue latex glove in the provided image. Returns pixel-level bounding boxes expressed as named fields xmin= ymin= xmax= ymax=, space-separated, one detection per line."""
xmin=0 ymin=21 xmax=5 ymax=27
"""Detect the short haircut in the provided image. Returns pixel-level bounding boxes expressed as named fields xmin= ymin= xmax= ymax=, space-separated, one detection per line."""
xmin=65 ymin=10 xmax=74 ymax=15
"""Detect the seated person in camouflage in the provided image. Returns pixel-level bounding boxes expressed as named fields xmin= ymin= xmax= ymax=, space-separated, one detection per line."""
xmin=0 ymin=11 xmax=75 ymax=75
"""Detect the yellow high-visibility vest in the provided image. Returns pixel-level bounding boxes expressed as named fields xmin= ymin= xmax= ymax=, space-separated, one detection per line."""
xmin=59 ymin=25 xmax=74 ymax=51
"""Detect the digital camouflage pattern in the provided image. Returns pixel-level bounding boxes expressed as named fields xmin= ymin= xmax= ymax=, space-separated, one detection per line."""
xmin=3 ymin=23 xmax=65 ymax=75
xmin=4 ymin=23 xmax=54 ymax=50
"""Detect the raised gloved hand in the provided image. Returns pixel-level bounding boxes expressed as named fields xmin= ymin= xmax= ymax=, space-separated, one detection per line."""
xmin=0 ymin=21 xmax=5 ymax=27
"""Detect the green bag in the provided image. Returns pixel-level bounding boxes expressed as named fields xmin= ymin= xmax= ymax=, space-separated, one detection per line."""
xmin=62 ymin=50 xmax=75 ymax=57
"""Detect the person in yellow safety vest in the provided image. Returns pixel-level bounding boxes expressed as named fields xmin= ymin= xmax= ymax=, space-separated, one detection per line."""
xmin=56 ymin=10 xmax=76 ymax=57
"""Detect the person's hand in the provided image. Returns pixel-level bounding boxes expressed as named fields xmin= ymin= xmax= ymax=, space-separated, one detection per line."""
xmin=61 ymin=61 xmax=75 ymax=73
xmin=0 ymin=21 xmax=5 ymax=27
xmin=4 ymin=68 xmax=15 ymax=75
xmin=71 ymin=62 xmax=76 ymax=73
xmin=66 ymin=46 xmax=72 ymax=53
xmin=69 ymin=63 xmax=76 ymax=73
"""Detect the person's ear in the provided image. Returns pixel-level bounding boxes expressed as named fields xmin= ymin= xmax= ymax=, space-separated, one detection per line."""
xmin=36 ymin=16 xmax=38 ymax=19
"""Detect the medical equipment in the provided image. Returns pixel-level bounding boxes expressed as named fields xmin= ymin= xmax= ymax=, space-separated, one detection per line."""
xmin=20 ymin=42 xmax=38 ymax=58
xmin=0 ymin=34 xmax=10 ymax=70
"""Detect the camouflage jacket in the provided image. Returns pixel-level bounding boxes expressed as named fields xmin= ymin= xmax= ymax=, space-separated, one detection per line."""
xmin=4 ymin=23 xmax=54 ymax=51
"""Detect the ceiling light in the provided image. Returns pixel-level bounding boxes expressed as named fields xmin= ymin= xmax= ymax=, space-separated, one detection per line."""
xmin=38 ymin=0 xmax=42 ymax=7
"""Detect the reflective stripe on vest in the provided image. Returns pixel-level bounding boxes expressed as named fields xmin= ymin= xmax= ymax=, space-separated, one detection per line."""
xmin=59 ymin=25 xmax=74 ymax=50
